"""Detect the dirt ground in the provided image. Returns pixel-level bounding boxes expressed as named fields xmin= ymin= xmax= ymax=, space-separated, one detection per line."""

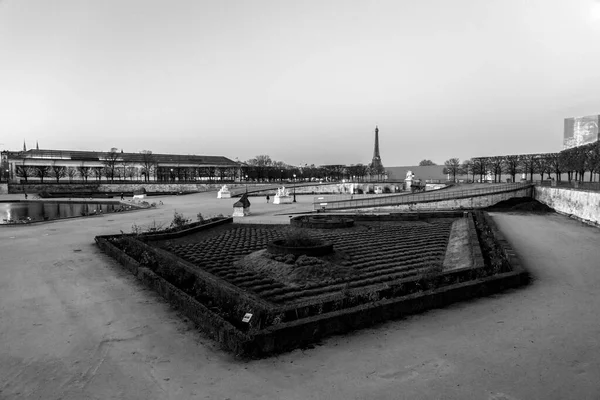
xmin=1 ymin=192 xmax=600 ymax=399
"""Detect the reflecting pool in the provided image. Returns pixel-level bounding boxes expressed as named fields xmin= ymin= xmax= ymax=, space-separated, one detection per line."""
xmin=0 ymin=201 xmax=120 ymax=224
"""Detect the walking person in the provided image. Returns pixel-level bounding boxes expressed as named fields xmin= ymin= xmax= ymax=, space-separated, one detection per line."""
xmin=266 ymin=194 xmax=270 ymax=203
xmin=24 ymin=192 xmax=28 ymax=200
xmin=120 ymin=192 xmax=124 ymax=200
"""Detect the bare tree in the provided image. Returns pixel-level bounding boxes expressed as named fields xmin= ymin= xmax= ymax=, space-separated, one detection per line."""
xmin=49 ymin=162 xmax=67 ymax=183
xmin=78 ymin=163 xmax=92 ymax=182
xmin=547 ymin=153 xmax=563 ymax=181
xmin=472 ymin=158 xmax=488 ymax=182
xmin=66 ymin=167 xmax=78 ymax=182
xmin=125 ymin=166 xmax=138 ymax=180
xmin=34 ymin=165 xmax=51 ymax=183
xmin=503 ymin=155 xmax=521 ymax=183
xmin=140 ymin=150 xmax=156 ymax=182
xmin=519 ymin=154 xmax=536 ymax=181
xmin=443 ymin=158 xmax=461 ymax=182
xmin=460 ymin=160 xmax=473 ymax=182
xmin=15 ymin=164 xmax=36 ymax=183
xmin=102 ymin=148 xmax=120 ymax=182
xmin=92 ymin=167 xmax=103 ymax=181
xmin=534 ymin=156 xmax=551 ymax=181
xmin=488 ymin=156 xmax=504 ymax=183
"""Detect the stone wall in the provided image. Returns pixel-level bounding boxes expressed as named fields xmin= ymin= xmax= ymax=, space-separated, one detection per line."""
xmin=0 ymin=183 xmax=7 ymax=195
xmin=250 ymin=182 xmax=405 ymax=195
xmin=9 ymin=183 xmax=100 ymax=194
xmin=9 ymin=181 xmax=405 ymax=196
xmin=8 ymin=182 xmax=248 ymax=194
xmin=337 ymin=187 xmax=533 ymax=212
xmin=96 ymin=183 xmax=246 ymax=193
xmin=534 ymin=186 xmax=600 ymax=226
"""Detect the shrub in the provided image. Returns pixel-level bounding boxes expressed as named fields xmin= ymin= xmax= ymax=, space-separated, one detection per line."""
xmin=169 ymin=211 xmax=190 ymax=230
xmin=197 ymin=212 xmax=205 ymax=222
xmin=280 ymin=228 xmax=322 ymax=247
xmin=146 ymin=220 xmax=165 ymax=233
xmin=131 ymin=223 xmax=143 ymax=235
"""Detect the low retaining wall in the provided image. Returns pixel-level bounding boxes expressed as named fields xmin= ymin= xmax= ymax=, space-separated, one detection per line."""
xmin=8 ymin=183 xmax=249 ymax=194
xmin=245 ymin=183 xmax=406 ymax=196
xmin=534 ymin=186 xmax=600 ymax=226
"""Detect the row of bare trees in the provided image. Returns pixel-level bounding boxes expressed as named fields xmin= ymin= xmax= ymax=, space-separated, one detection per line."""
xmin=464 ymin=141 xmax=600 ymax=183
xmin=242 ymin=154 xmax=384 ymax=182
xmin=15 ymin=164 xmax=146 ymax=183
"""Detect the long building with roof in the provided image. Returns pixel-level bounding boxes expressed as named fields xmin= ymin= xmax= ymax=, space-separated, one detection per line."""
xmin=0 ymin=148 xmax=241 ymax=183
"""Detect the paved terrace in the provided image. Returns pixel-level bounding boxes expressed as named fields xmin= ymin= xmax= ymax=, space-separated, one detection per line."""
xmin=1 ymin=192 xmax=599 ymax=399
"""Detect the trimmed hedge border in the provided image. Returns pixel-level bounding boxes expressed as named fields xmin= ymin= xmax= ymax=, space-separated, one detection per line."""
xmin=290 ymin=216 xmax=355 ymax=229
xmin=135 ymin=216 xmax=233 ymax=241
xmin=96 ymin=211 xmax=529 ymax=358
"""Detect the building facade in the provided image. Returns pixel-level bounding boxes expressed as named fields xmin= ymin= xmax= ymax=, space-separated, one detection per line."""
xmin=0 ymin=149 xmax=241 ymax=184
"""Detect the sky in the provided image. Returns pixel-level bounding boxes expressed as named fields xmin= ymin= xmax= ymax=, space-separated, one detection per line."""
xmin=1 ymin=0 xmax=600 ymax=167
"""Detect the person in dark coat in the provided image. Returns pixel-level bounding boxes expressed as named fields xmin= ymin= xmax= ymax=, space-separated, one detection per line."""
xmin=266 ymin=194 xmax=270 ymax=203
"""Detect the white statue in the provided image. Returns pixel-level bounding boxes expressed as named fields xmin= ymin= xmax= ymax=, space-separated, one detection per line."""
xmin=406 ymin=170 xmax=414 ymax=180
xmin=276 ymin=186 xmax=290 ymax=197
xmin=217 ymin=184 xmax=231 ymax=199
xmin=273 ymin=186 xmax=292 ymax=204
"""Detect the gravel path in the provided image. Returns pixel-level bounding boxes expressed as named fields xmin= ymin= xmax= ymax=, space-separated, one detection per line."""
xmin=1 ymin=194 xmax=599 ymax=399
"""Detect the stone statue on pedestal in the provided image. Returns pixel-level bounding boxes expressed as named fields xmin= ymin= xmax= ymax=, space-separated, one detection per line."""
xmin=217 ymin=184 xmax=231 ymax=199
xmin=273 ymin=186 xmax=292 ymax=204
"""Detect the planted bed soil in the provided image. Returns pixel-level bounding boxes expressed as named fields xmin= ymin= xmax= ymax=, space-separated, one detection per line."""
xmin=160 ymin=219 xmax=455 ymax=304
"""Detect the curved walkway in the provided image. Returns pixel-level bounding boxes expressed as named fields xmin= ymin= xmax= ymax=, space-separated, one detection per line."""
xmin=316 ymin=183 xmax=532 ymax=211
xmin=1 ymin=194 xmax=599 ymax=399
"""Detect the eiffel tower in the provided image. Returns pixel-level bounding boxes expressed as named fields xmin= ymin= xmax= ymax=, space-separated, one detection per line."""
xmin=370 ymin=125 xmax=384 ymax=172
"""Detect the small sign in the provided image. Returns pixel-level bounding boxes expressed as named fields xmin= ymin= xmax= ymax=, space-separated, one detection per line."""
xmin=242 ymin=313 xmax=253 ymax=323
xmin=320 ymin=203 xmax=328 ymax=206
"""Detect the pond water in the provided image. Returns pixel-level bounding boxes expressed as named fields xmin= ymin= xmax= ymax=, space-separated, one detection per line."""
xmin=0 ymin=201 xmax=120 ymax=224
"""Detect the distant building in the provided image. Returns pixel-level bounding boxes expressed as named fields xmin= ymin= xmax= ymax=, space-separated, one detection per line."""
xmin=1 ymin=148 xmax=240 ymax=183
xmin=564 ymin=115 xmax=599 ymax=150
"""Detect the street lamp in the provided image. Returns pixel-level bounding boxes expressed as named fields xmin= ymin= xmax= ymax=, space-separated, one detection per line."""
xmin=293 ymin=173 xmax=297 ymax=202
xmin=245 ymin=174 xmax=248 ymax=193
xmin=170 ymin=168 xmax=174 ymax=182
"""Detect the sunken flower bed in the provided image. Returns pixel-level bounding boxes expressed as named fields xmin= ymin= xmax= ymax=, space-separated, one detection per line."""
xmin=96 ymin=211 xmax=529 ymax=358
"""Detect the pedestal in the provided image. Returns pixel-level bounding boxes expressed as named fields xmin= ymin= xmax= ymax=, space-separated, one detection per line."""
xmin=217 ymin=190 xmax=231 ymax=199
xmin=233 ymin=206 xmax=250 ymax=217
xmin=273 ymin=195 xmax=293 ymax=204
xmin=133 ymin=194 xmax=146 ymax=200
xmin=404 ymin=179 xmax=413 ymax=191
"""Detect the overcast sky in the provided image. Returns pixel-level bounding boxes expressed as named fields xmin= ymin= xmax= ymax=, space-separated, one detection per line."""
xmin=1 ymin=0 xmax=599 ymax=166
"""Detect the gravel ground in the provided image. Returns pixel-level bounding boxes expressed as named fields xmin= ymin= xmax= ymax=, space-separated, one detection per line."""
xmin=1 ymin=192 xmax=599 ymax=400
